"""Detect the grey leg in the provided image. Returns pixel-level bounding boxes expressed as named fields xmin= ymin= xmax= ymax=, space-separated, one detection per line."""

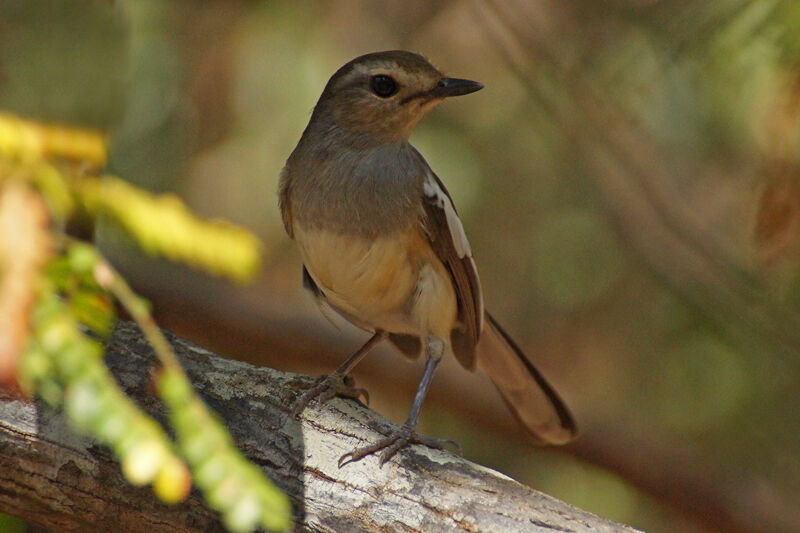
xmin=291 ymin=330 xmax=385 ymax=417
xmin=338 ymin=341 xmax=459 ymax=467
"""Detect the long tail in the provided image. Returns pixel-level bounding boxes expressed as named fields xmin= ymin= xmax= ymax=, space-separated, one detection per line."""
xmin=476 ymin=312 xmax=577 ymax=445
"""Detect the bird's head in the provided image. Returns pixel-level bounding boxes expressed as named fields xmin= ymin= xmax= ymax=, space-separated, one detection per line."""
xmin=312 ymin=51 xmax=483 ymax=142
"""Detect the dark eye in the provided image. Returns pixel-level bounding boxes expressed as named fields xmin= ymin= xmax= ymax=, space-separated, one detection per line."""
xmin=370 ymin=74 xmax=399 ymax=98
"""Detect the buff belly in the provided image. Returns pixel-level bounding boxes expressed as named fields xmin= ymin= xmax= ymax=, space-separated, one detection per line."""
xmin=294 ymin=225 xmax=457 ymax=345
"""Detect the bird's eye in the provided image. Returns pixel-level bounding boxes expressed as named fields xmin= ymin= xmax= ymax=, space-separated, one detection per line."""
xmin=370 ymin=74 xmax=399 ymax=98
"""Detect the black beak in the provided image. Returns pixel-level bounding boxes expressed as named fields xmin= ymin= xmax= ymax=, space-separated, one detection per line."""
xmin=431 ymin=77 xmax=484 ymax=98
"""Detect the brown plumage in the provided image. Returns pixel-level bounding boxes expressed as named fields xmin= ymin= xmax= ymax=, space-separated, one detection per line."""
xmin=280 ymin=51 xmax=576 ymax=465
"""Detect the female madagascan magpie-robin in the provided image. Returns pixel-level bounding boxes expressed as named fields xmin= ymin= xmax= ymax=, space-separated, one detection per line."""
xmin=279 ymin=50 xmax=576 ymax=466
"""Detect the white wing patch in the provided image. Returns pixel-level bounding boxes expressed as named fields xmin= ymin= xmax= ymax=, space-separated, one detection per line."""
xmin=423 ymin=170 xmax=471 ymax=258
xmin=422 ymin=169 xmax=485 ymax=332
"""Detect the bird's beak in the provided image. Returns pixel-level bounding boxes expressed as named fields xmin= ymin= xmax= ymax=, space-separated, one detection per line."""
xmin=431 ymin=77 xmax=484 ymax=98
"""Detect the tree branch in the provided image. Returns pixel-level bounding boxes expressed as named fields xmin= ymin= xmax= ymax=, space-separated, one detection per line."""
xmin=112 ymin=256 xmax=800 ymax=533
xmin=0 ymin=321 xmax=639 ymax=532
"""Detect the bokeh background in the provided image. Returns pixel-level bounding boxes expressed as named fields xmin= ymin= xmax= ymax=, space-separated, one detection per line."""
xmin=3 ymin=1 xmax=800 ymax=532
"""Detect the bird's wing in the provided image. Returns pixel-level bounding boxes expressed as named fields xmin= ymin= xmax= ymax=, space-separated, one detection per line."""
xmin=301 ymin=265 xmax=347 ymax=330
xmin=419 ymin=164 xmax=484 ymax=369
xmin=278 ymin=167 xmax=294 ymax=238
xmin=416 ymin=156 xmax=575 ymax=443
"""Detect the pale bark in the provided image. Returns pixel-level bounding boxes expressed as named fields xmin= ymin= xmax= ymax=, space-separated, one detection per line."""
xmin=0 ymin=321 xmax=639 ymax=532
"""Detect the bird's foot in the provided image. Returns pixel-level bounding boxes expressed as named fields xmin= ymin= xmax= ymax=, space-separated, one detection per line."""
xmin=291 ymin=374 xmax=369 ymax=417
xmin=338 ymin=426 xmax=460 ymax=467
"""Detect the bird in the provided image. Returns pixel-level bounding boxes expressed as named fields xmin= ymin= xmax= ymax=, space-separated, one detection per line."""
xmin=279 ymin=50 xmax=576 ymax=466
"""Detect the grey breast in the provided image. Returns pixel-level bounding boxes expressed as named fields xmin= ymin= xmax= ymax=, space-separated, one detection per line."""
xmin=289 ymin=139 xmax=426 ymax=239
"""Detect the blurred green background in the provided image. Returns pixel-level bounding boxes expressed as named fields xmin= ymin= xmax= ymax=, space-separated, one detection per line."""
xmin=3 ymin=1 xmax=800 ymax=532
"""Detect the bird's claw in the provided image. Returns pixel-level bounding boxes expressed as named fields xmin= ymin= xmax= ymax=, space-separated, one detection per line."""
xmin=338 ymin=427 xmax=460 ymax=468
xmin=291 ymin=374 xmax=369 ymax=417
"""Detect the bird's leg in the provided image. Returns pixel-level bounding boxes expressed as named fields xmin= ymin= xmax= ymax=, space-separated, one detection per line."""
xmin=291 ymin=330 xmax=385 ymax=417
xmin=339 ymin=341 xmax=459 ymax=467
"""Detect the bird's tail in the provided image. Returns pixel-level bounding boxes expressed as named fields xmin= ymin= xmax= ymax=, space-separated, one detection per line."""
xmin=476 ymin=313 xmax=577 ymax=445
